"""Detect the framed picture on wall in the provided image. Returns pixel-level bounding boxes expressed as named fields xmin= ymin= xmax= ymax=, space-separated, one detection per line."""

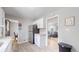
xmin=65 ymin=16 xmax=75 ymax=26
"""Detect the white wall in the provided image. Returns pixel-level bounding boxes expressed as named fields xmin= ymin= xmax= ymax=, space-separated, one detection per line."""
xmin=0 ymin=7 xmax=5 ymax=37
xmin=5 ymin=15 xmax=32 ymax=43
xmin=54 ymin=8 xmax=79 ymax=52
xmin=10 ymin=22 xmax=18 ymax=37
xmin=18 ymin=19 xmax=32 ymax=42
xmin=0 ymin=8 xmax=5 ymax=18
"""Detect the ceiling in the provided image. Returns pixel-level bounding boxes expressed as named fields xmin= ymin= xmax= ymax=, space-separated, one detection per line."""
xmin=3 ymin=7 xmax=61 ymax=20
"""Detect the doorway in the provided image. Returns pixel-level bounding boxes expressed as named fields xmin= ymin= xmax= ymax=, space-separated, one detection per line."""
xmin=47 ymin=15 xmax=59 ymax=51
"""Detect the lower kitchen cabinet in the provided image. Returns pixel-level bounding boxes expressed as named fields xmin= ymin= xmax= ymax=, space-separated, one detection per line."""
xmin=35 ymin=34 xmax=40 ymax=47
xmin=35 ymin=34 xmax=46 ymax=48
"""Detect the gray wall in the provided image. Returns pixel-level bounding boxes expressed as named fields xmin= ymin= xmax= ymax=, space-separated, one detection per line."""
xmin=54 ymin=8 xmax=79 ymax=52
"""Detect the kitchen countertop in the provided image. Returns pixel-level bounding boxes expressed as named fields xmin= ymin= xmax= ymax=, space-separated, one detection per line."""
xmin=0 ymin=37 xmax=12 ymax=52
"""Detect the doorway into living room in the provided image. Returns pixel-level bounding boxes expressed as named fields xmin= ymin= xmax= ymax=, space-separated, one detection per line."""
xmin=47 ymin=15 xmax=59 ymax=51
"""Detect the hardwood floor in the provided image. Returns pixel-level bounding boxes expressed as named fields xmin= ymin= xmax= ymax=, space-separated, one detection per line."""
xmin=12 ymin=38 xmax=59 ymax=52
xmin=48 ymin=37 xmax=59 ymax=52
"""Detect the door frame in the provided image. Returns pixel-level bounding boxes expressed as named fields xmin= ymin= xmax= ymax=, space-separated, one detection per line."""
xmin=46 ymin=14 xmax=59 ymax=46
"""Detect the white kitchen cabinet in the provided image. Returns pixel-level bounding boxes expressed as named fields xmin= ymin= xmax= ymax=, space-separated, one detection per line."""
xmin=40 ymin=34 xmax=46 ymax=47
xmin=33 ymin=17 xmax=46 ymax=28
xmin=37 ymin=18 xmax=46 ymax=28
xmin=5 ymin=40 xmax=12 ymax=52
xmin=37 ymin=18 xmax=43 ymax=28
xmin=35 ymin=34 xmax=40 ymax=47
xmin=35 ymin=33 xmax=47 ymax=48
xmin=0 ymin=37 xmax=12 ymax=52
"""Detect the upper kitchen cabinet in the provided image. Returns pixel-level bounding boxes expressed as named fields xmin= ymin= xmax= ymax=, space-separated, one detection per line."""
xmin=33 ymin=17 xmax=46 ymax=28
